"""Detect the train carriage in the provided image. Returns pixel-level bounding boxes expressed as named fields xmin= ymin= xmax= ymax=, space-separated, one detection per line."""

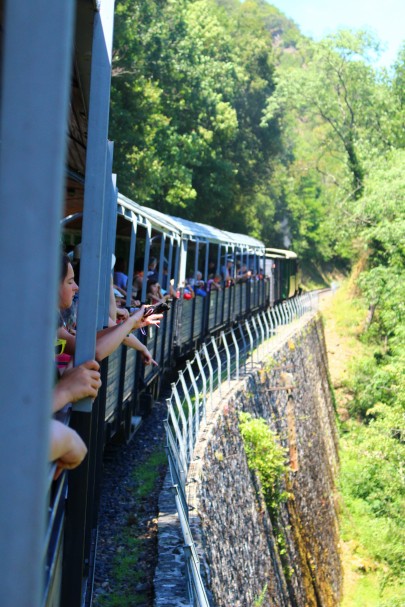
xmin=0 ymin=2 xmax=301 ymax=607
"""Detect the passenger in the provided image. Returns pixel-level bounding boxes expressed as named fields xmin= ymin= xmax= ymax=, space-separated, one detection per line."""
xmin=146 ymin=278 xmax=170 ymax=305
xmin=236 ymin=264 xmax=252 ymax=283
xmin=58 ymin=253 xmax=162 ymax=362
xmin=183 ymin=280 xmax=195 ymax=299
xmin=161 ymin=264 xmax=178 ymax=299
xmin=146 ymin=256 xmax=158 ymax=280
xmin=109 ymin=279 xmax=157 ymax=366
xmin=132 ymin=260 xmax=144 ymax=302
xmin=207 ymin=274 xmax=222 ymax=292
xmin=188 ymin=271 xmax=207 ymax=297
xmin=221 ymin=258 xmax=234 ymax=287
xmin=50 ymin=419 xmax=87 ymax=479
xmin=113 ymin=257 xmax=128 ymax=291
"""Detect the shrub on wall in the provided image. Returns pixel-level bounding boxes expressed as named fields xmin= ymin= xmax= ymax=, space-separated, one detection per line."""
xmin=239 ymin=412 xmax=288 ymax=516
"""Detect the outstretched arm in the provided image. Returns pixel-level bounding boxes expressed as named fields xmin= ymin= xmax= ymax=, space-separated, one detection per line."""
xmin=58 ymin=306 xmax=163 ymax=361
xmin=107 ymin=316 xmax=158 ymax=366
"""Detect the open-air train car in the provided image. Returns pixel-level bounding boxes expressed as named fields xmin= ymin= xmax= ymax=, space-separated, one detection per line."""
xmin=0 ymin=2 xmax=300 ymax=606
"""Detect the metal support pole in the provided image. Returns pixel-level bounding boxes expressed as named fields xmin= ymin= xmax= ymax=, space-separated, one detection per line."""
xmin=158 ymin=234 xmax=166 ymax=286
xmin=126 ymin=217 xmax=138 ymax=308
xmin=221 ymin=331 xmax=231 ymax=386
xmin=252 ymin=316 xmax=261 ymax=349
xmin=186 ymin=360 xmax=200 ymax=439
xmin=257 ymin=313 xmax=266 ymax=346
xmin=166 ymin=404 xmax=187 ymax=483
xmin=267 ymin=309 xmax=275 ymax=335
xmin=297 ymin=295 xmax=303 ymax=317
xmin=171 ymin=383 xmax=189 ymax=464
xmin=283 ymin=299 xmax=292 ymax=325
xmin=202 ymin=343 xmax=214 ymax=408
xmin=165 ymin=420 xmax=187 ymax=493
xmin=230 ymin=328 xmax=240 ymax=381
xmin=210 ymin=336 xmax=222 ymax=397
xmin=238 ymin=323 xmax=247 ymax=373
xmin=0 ymin=2 xmax=75 ymax=605
xmin=275 ymin=304 xmax=283 ymax=326
xmin=261 ymin=310 xmax=270 ymax=341
xmin=179 ymin=371 xmax=195 ymax=458
xmin=195 ymin=351 xmax=207 ymax=424
xmin=279 ymin=303 xmax=287 ymax=325
xmin=63 ymin=5 xmax=116 ymax=605
xmin=172 ymin=488 xmax=211 ymax=607
xmin=100 ymin=143 xmax=116 ymax=328
xmin=270 ymin=308 xmax=278 ymax=332
xmin=245 ymin=320 xmax=254 ymax=368
xmin=141 ymin=221 xmax=152 ymax=302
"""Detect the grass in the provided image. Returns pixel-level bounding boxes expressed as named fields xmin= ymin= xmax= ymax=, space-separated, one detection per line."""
xmin=321 ymin=282 xmax=405 ymax=606
xmin=95 ymin=448 xmax=167 ymax=607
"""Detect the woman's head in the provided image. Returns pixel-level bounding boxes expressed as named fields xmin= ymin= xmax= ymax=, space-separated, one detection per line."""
xmin=59 ymin=253 xmax=79 ymax=309
xmin=147 ymin=279 xmax=159 ymax=293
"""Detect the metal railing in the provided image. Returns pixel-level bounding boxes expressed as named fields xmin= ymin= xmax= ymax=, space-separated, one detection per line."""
xmin=164 ymin=293 xmax=318 ymax=606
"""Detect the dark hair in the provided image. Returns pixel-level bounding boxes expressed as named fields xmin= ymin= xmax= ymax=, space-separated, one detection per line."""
xmin=115 ymin=256 xmax=126 ymax=273
xmin=61 ymin=252 xmax=71 ymax=282
xmin=147 ymin=278 xmax=159 ymax=290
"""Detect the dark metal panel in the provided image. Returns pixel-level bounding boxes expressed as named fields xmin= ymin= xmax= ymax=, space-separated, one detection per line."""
xmin=62 ymin=3 xmax=116 ymax=606
xmin=0 ymin=2 xmax=75 ymax=606
xmin=126 ymin=217 xmax=138 ymax=308
xmin=141 ymin=224 xmax=152 ymax=302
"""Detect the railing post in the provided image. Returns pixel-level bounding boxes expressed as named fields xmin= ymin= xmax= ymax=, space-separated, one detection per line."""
xmin=195 ymin=351 xmax=207 ymax=425
xmin=261 ymin=310 xmax=270 ymax=341
xmin=230 ymin=327 xmax=240 ymax=381
xmin=274 ymin=304 xmax=283 ymax=326
xmin=179 ymin=370 xmax=195 ymax=457
xmin=251 ymin=315 xmax=261 ymax=361
xmin=256 ymin=313 xmax=266 ymax=346
xmin=267 ymin=308 xmax=275 ymax=335
xmin=221 ymin=331 xmax=231 ymax=386
xmin=165 ymin=414 xmax=187 ymax=489
xmin=210 ymin=336 xmax=222 ymax=397
xmin=172 ymin=383 xmax=190 ymax=464
xmin=281 ymin=302 xmax=288 ymax=324
xmin=172 ymin=486 xmax=211 ymax=607
xmin=186 ymin=360 xmax=200 ymax=439
xmin=292 ymin=297 xmax=299 ymax=318
xmin=238 ymin=323 xmax=248 ymax=373
xmin=202 ymin=343 xmax=214 ymax=408
xmin=297 ymin=295 xmax=303 ymax=316
xmin=245 ymin=319 xmax=254 ymax=369
xmin=285 ymin=301 xmax=292 ymax=323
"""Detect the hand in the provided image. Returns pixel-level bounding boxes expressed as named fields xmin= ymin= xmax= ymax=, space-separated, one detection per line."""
xmin=50 ymin=420 xmax=88 ymax=480
xmin=130 ymin=306 xmax=163 ymax=331
xmin=141 ymin=348 xmax=158 ymax=367
xmin=54 ymin=360 xmax=102 ymax=410
xmin=116 ymin=307 xmax=129 ymax=321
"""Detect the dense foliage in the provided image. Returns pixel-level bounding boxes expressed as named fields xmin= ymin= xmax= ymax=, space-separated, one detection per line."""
xmin=109 ymin=2 xmax=405 ymax=600
xmin=110 ymin=0 xmax=302 ymax=239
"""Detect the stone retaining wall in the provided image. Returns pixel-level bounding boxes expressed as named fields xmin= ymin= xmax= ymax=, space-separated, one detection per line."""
xmin=155 ymin=313 xmax=342 ymax=607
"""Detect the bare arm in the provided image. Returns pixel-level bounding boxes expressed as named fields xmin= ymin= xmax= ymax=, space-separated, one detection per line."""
xmin=49 ymin=420 xmax=88 ymax=479
xmin=109 ymin=276 xmax=118 ymax=322
xmin=108 ymin=316 xmax=158 ymax=366
xmin=58 ymin=306 xmax=162 ymax=361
